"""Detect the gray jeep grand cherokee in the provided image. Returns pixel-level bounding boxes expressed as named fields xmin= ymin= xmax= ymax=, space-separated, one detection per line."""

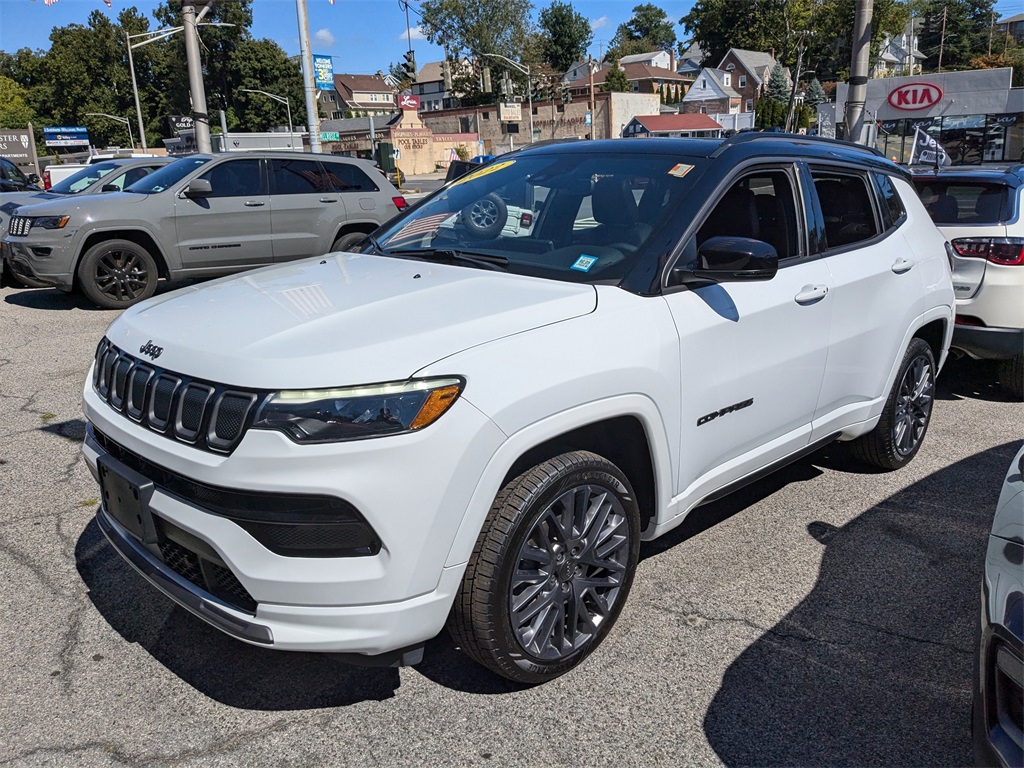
xmin=3 ymin=152 xmax=407 ymax=308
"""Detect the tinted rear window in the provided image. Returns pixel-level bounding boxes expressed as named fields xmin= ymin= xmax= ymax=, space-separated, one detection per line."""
xmin=912 ymin=180 xmax=1012 ymax=224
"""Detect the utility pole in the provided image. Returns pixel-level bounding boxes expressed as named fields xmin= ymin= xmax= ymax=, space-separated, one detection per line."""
xmin=785 ymin=31 xmax=813 ymax=133
xmin=845 ymin=0 xmax=873 ymax=145
xmin=296 ymin=0 xmax=321 ymax=152
xmin=588 ymin=58 xmax=596 ymax=139
xmin=988 ymin=9 xmax=995 ymax=56
xmin=181 ymin=0 xmax=212 ymax=153
xmin=937 ymin=5 xmax=947 ymax=73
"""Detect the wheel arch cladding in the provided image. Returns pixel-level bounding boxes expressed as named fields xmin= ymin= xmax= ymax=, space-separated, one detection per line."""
xmin=79 ymin=230 xmax=169 ymax=281
xmin=913 ymin=318 xmax=946 ymax=366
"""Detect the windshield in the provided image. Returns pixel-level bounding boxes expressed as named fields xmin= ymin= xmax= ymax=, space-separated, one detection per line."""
xmin=49 ymin=162 xmax=119 ymax=194
xmin=374 ymin=151 xmax=705 ymax=283
xmin=126 ymin=157 xmax=210 ymax=194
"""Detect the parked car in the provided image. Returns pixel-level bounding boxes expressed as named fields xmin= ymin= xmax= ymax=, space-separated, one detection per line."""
xmin=912 ymin=165 xmax=1024 ymax=399
xmin=3 ymin=151 xmax=407 ymax=308
xmin=973 ymin=443 xmax=1024 ymax=768
xmin=2 ymin=157 xmax=174 ymax=288
xmin=82 ymin=135 xmax=954 ymax=684
xmin=0 ymin=157 xmax=40 ymax=193
xmin=42 ymin=163 xmax=88 ymax=190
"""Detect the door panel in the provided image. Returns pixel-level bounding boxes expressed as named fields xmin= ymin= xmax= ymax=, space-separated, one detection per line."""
xmin=175 ymin=158 xmax=272 ymax=270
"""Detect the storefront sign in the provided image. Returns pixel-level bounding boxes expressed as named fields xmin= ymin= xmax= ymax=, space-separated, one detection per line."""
xmin=499 ymin=102 xmax=522 ymax=122
xmin=43 ymin=126 xmax=90 ymax=147
xmin=168 ymin=115 xmax=194 ymax=134
xmin=313 ymin=55 xmax=335 ymax=91
xmin=398 ymin=95 xmax=420 ymax=110
xmin=0 ymin=130 xmax=34 ymax=162
xmin=887 ymin=83 xmax=942 ymax=111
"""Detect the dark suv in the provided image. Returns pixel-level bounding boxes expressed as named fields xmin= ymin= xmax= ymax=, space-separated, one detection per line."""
xmin=0 ymin=157 xmax=40 ymax=193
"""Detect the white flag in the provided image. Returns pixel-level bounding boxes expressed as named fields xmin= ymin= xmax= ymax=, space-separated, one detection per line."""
xmin=910 ymin=126 xmax=951 ymax=167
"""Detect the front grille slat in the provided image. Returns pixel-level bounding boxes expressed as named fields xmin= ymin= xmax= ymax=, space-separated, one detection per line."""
xmin=92 ymin=339 xmax=265 ymax=455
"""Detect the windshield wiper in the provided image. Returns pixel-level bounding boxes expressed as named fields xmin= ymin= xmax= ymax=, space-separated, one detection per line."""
xmin=389 ymin=248 xmax=510 ymax=272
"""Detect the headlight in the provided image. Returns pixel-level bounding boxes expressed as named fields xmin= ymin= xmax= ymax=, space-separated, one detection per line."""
xmin=252 ymin=377 xmax=464 ymax=443
xmin=34 ymin=215 xmax=70 ymax=230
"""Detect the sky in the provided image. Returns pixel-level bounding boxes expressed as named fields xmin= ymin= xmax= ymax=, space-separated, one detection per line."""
xmin=0 ymin=0 xmax=1021 ymax=77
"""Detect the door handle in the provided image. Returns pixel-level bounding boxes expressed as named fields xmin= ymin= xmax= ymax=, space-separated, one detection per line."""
xmin=319 ymin=197 xmax=339 ymax=203
xmin=891 ymin=257 xmax=914 ymax=274
xmin=243 ymin=200 xmax=265 ymax=207
xmin=794 ymin=284 xmax=829 ymax=305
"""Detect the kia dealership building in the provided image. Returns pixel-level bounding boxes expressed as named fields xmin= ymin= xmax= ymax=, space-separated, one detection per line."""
xmin=829 ymin=68 xmax=1022 ymax=165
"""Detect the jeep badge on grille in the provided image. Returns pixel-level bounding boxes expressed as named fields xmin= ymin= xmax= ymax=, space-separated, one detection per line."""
xmin=139 ymin=340 xmax=163 ymax=360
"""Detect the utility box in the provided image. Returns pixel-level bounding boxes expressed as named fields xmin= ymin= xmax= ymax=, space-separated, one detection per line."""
xmin=376 ymin=142 xmax=396 ymax=172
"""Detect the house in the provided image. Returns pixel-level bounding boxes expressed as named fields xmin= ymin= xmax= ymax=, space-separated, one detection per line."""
xmin=567 ymin=63 xmax=689 ymax=102
xmin=564 ymin=59 xmax=601 ymax=84
xmin=619 ymin=50 xmax=676 ymax=71
xmin=622 ymin=113 xmax=723 ymax=138
xmin=994 ymin=12 xmax=1024 ymax=44
xmin=318 ymin=73 xmax=397 ymax=119
xmin=411 ymin=59 xmax=472 ymax=112
xmin=874 ymin=21 xmax=926 ymax=77
xmin=679 ymin=68 xmax=741 ymax=114
xmin=676 ymin=41 xmax=705 ymax=80
xmin=717 ymin=48 xmax=787 ymax=114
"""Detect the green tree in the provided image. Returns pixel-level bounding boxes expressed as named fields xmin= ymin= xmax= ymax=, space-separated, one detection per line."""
xmin=606 ymin=4 xmax=677 ymax=61
xmin=601 ymin=65 xmax=631 ymax=92
xmin=804 ymin=77 xmax=827 ymax=107
xmin=919 ymin=0 xmax=996 ymax=71
xmin=538 ymin=1 xmax=592 ymax=72
xmin=766 ymin=61 xmax=788 ymax=103
xmin=0 ymin=76 xmax=35 ymax=128
xmin=419 ymin=0 xmax=535 ymax=71
xmin=230 ymin=39 xmax=304 ymax=132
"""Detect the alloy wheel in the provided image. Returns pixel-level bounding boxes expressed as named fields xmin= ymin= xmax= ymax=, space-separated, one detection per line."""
xmin=892 ymin=354 xmax=934 ymax=456
xmin=95 ymin=249 xmax=150 ymax=303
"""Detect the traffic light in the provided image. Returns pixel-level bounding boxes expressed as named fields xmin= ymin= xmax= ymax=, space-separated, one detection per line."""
xmin=501 ymin=73 xmax=513 ymax=98
xmin=442 ymin=59 xmax=452 ymax=91
xmin=561 ymin=83 xmax=572 ymax=104
xmin=531 ymin=78 xmax=544 ymax=102
xmin=482 ymin=67 xmax=492 ymax=93
xmin=403 ymin=50 xmax=417 ymax=83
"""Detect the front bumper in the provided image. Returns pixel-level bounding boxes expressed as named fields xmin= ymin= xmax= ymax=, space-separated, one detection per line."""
xmin=82 ymin=377 xmax=506 ymax=655
xmin=952 ymin=325 xmax=1024 ymax=361
xmin=5 ymin=229 xmax=78 ymax=289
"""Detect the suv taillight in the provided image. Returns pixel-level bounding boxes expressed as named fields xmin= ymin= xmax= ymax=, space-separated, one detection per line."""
xmin=392 ymin=196 xmax=408 ymax=211
xmin=43 ymin=170 xmax=51 ymax=190
xmin=951 ymin=237 xmax=1024 ymax=266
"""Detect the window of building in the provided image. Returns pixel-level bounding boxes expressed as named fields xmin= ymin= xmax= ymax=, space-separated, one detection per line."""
xmin=723 ymin=74 xmax=731 ymax=86
xmin=701 ymin=78 xmax=707 ymax=89
xmin=739 ymin=75 xmax=747 ymax=88
xmin=745 ymin=99 xmax=753 ymax=112
xmin=700 ymin=105 xmax=707 ymax=114
xmin=482 ymin=112 xmax=490 ymax=120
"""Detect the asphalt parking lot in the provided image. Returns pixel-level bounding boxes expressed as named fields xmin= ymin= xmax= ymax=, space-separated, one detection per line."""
xmin=1 ymin=282 xmax=1021 ymax=767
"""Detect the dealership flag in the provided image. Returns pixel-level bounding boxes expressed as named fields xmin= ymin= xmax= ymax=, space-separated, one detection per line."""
xmin=909 ymin=126 xmax=951 ymax=168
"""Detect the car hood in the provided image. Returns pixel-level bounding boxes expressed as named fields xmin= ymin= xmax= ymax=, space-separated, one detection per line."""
xmin=11 ymin=190 xmax=146 ymax=219
xmin=0 ymin=192 xmax=64 ymax=219
xmin=108 ymin=253 xmax=598 ymax=389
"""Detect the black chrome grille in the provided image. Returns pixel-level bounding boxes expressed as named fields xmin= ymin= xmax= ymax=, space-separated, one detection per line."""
xmin=92 ymin=338 xmax=265 ymax=454
xmin=7 ymin=216 xmax=30 ymax=237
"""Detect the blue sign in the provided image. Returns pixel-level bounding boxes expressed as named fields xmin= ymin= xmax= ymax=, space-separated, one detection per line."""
xmin=313 ymin=55 xmax=335 ymax=91
xmin=43 ymin=126 xmax=90 ymax=147
xmin=585 ymin=112 xmax=592 ymax=127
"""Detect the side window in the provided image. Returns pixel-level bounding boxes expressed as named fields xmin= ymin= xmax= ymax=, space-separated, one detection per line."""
xmin=323 ymin=162 xmax=380 ymax=192
xmin=271 ymin=158 xmax=329 ymax=195
xmin=873 ymin=173 xmax=906 ymax=231
xmin=200 ymin=159 xmax=263 ymax=198
xmin=811 ymin=170 xmax=880 ymax=249
xmin=113 ymin=165 xmax=158 ymax=191
xmin=697 ymin=169 xmax=801 ymax=260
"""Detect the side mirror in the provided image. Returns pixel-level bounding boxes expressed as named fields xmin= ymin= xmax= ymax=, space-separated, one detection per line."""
xmin=27 ymin=174 xmax=40 ymax=184
xmin=677 ymin=236 xmax=778 ymax=285
xmin=183 ymin=178 xmax=212 ymax=198
xmin=101 ymin=184 xmax=120 ymax=193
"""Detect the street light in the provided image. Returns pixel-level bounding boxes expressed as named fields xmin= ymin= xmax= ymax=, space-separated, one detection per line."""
xmin=126 ymin=21 xmax=235 ymax=152
xmin=241 ymin=88 xmax=295 ymax=149
xmin=85 ymin=113 xmax=133 ymax=151
xmin=480 ymin=52 xmax=535 ymax=144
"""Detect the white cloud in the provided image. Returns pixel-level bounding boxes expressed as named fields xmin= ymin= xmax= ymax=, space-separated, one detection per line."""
xmin=396 ymin=25 xmax=429 ymax=41
xmin=314 ymin=28 xmax=335 ymax=47
xmin=590 ymin=16 xmax=608 ymax=31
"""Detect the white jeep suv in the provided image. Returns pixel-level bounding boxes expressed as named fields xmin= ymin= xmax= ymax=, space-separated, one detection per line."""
xmin=82 ymin=136 xmax=955 ymax=683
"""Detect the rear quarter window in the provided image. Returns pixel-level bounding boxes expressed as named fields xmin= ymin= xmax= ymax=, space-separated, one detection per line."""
xmin=323 ymin=162 xmax=380 ymax=192
xmin=912 ymin=180 xmax=1012 ymax=224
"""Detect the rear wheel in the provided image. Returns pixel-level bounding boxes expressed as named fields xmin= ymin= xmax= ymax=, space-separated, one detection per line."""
xmin=851 ymin=337 xmax=936 ymax=469
xmin=448 ymin=451 xmax=640 ymax=684
xmin=78 ymin=239 xmax=158 ymax=309
xmin=998 ymin=352 xmax=1024 ymax=400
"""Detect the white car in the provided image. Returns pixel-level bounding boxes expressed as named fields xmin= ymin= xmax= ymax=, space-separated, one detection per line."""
xmin=82 ymin=136 xmax=955 ymax=683
xmin=913 ymin=166 xmax=1024 ymax=399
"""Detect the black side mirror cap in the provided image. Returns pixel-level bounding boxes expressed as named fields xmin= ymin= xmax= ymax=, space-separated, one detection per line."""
xmin=183 ymin=178 xmax=212 ymax=198
xmin=676 ymin=236 xmax=779 ymax=285
xmin=27 ymin=174 xmax=40 ymax=184
xmin=100 ymin=184 xmax=120 ymax=193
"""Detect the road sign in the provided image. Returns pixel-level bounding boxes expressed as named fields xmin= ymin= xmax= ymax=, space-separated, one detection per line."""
xmin=43 ymin=126 xmax=89 ymax=147
xmin=320 ymin=131 xmax=340 ymax=141
xmin=499 ymin=102 xmax=522 ymax=122
xmin=585 ymin=112 xmax=592 ymax=127
xmin=533 ymin=129 xmax=541 ymax=135
xmin=313 ymin=54 xmax=335 ymax=91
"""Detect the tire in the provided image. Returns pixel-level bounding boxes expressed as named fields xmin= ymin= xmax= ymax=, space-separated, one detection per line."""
xmin=851 ymin=337 xmax=936 ymax=470
xmin=330 ymin=232 xmax=367 ymax=253
xmin=77 ymin=239 xmax=158 ymax=310
xmin=448 ymin=450 xmax=640 ymax=684
xmin=998 ymin=353 xmax=1024 ymax=401
xmin=6 ymin=260 xmax=49 ymax=289
xmin=461 ymin=194 xmax=507 ymax=240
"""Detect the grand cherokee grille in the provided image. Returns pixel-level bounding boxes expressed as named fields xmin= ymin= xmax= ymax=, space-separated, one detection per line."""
xmin=93 ymin=338 xmax=266 ymax=454
xmin=7 ymin=216 xmax=30 ymax=237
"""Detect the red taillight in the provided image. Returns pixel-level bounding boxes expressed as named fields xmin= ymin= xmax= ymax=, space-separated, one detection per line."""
xmin=519 ymin=212 xmax=533 ymax=228
xmin=392 ymin=196 xmax=408 ymax=211
xmin=951 ymin=237 xmax=1024 ymax=266
xmin=43 ymin=170 xmax=51 ymax=190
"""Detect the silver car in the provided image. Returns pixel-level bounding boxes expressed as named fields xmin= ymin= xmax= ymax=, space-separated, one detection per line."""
xmin=3 ymin=152 xmax=408 ymax=308
xmin=1 ymin=157 xmax=173 ymax=287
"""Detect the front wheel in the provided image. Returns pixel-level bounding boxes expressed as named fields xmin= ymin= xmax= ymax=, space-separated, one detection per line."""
xmin=78 ymin=239 xmax=158 ymax=309
xmin=448 ymin=451 xmax=640 ymax=684
xmin=998 ymin=353 xmax=1023 ymax=401
xmin=851 ymin=337 xmax=936 ymax=469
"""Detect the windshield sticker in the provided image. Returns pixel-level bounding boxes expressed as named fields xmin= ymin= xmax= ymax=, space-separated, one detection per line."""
xmin=571 ymin=255 xmax=598 ymax=272
xmin=667 ymin=163 xmax=695 ymax=178
xmin=451 ymin=159 xmax=516 ymax=186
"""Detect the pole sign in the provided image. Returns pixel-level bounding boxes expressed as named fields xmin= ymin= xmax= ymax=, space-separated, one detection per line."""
xmin=0 ymin=130 xmax=34 ymax=163
xmin=43 ymin=126 xmax=90 ymax=147
xmin=313 ymin=55 xmax=335 ymax=91
xmin=320 ymin=131 xmax=340 ymax=141
xmin=168 ymin=115 xmax=194 ymax=135
xmin=499 ymin=102 xmax=522 ymax=122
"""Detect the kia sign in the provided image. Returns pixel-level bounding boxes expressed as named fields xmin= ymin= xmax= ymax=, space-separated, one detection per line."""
xmin=398 ymin=94 xmax=420 ymax=110
xmin=887 ymin=83 xmax=942 ymax=111
xmin=0 ymin=130 xmax=34 ymax=163
xmin=313 ymin=55 xmax=335 ymax=91
xmin=43 ymin=126 xmax=90 ymax=147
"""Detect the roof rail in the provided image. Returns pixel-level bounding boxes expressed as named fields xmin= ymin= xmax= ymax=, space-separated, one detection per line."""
xmin=710 ymin=131 xmax=885 ymax=159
